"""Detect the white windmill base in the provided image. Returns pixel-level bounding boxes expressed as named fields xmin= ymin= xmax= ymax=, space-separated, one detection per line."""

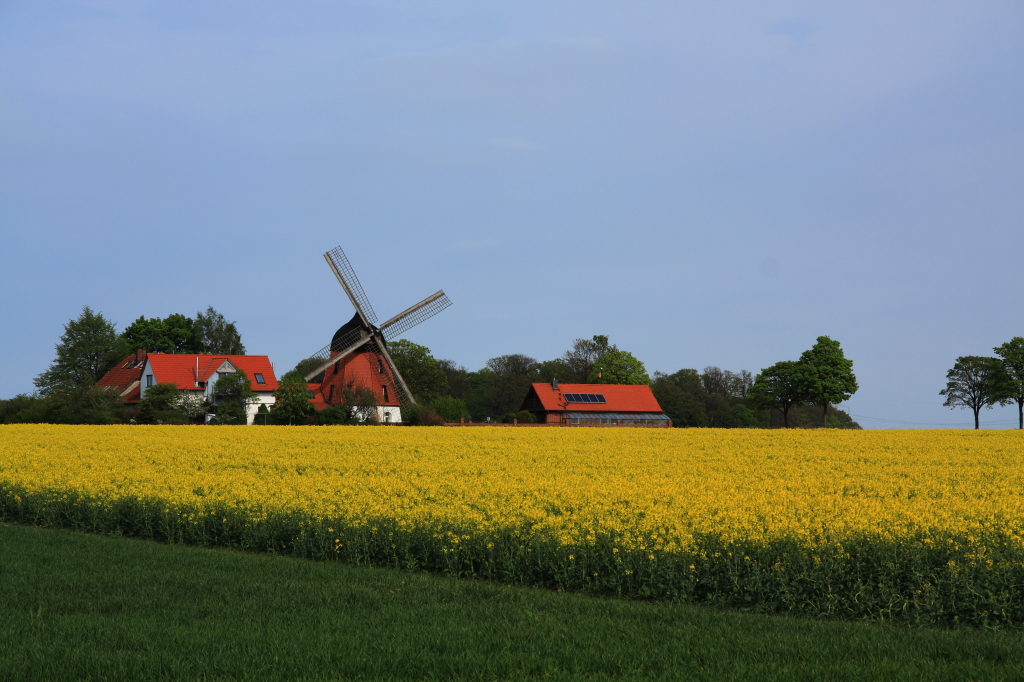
xmin=376 ymin=406 xmax=402 ymax=424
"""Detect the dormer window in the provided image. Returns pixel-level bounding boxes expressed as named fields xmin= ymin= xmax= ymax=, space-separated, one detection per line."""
xmin=254 ymin=373 xmax=265 ymax=384
xmin=382 ymin=385 xmax=389 ymax=403
xmin=377 ymin=358 xmax=384 ymax=374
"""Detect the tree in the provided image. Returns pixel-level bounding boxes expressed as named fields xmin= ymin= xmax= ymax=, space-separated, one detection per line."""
xmin=317 ymin=382 xmax=378 ymax=425
xmin=273 ymin=371 xmax=314 ymax=425
xmin=387 ymin=340 xmax=448 ymax=403
xmin=212 ymin=369 xmax=258 ymax=424
xmin=993 ymin=337 xmax=1024 ymax=430
xmin=589 ymin=349 xmax=650 ymax=384
xmin=35 ymin=306 xmax=125 ymax=396
xmin=650 ymin=369 xmax=709 ymax=428
xmin=432 ymin=395 xmax=469 ymax=423
xmin=940 ymin=355 xmax=1002 ymax=430
xmin=747 ymin=361 xmax=806 ymax=428
xmin=193 ymin=306 xmax=245 ymax=355
xmin=473 ymin=354 xmax=540 ymax=419
xmin=561 ymin=335 xmax=613 ymax=382
xmin=797 ymin=336 xmax=858 ymax=428
xmin=122 ymin=313 xmax=197 ymax=354
xmin=438 ymin=359 xmax=474 ymax=402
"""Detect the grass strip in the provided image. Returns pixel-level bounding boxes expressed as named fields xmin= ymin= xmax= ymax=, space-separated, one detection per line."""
xmin=2 ymin=523 xmax=1023 ymax=681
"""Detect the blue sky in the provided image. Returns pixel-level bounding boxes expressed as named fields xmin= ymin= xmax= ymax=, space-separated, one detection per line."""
xmin=2 ymin=1 xmax=1021 ymax=428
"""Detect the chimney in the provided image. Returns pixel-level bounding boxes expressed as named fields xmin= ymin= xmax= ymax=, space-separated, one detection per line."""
xmin=552 ymin=377 xmax=558 ymax=390
xmin=136 ymin=348 xmax=146 ymax=364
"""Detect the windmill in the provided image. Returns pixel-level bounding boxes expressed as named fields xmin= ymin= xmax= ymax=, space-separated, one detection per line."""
xmin=302 ymin=246 xmax=452 ymax=423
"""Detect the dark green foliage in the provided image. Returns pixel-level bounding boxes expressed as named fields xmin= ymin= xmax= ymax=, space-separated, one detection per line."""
xmin=289 ymin=357 xmax=323 ymax=382
xmin=211 ymin=370 xmax=256 ymax=425
xmin=748 ymin=361 xmax=806 ymax=428
xmin=5 ymin=524 xmax=1024 ymax=682
xmin=193 ymin=306 xmax=245 ymax=355
xmin=940 ymin=356 xmax=1003 ymax=430
xmin=138 ymin=382 xmax=181 ymax=412
xmin=560 ymin=335 xmax=613 ymax=382
xmin=431 ymin=395 xmax=469 ymax=423
xmin=588 ymin=348 xmax=650 ymax=384
xmin=315 ymin=382 xmax=378 ymax=425
xmin=992 ymin=337 xmax=1024 ymax=429
xmin=272 ymin=371 xmax=314 ymax=425
xmin=402 ymin=404 xmax=445 ymax=426
xmin=34 ymin=306 xmax=125 ymax=395
xmin=438 ymin=359 xmax=473 ymax=401
xmin=500 ymin=410 xmax=536 ymax=424
xmin=387 ymin=340 xmax=448 ymax=403
xmin=798 ymin=336 xmax=859 ymax=427
xmin=122 ymin=313 xmax=197 ymax=354
xmin=0 ymin=394 xmax=54 ymax=424
xmin=650 ymin=369 xmax=710 ymax=427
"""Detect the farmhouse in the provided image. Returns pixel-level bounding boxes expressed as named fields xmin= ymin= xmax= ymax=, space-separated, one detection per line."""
xmin=96 ymin=350 xmax=278 ymax=425
xmin=520 ymin=379 xmax=672 ymax=427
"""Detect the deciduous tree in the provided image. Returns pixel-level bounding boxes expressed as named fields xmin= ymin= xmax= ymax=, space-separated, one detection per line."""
xmin=212 ymin=369 xmax=257 ymax=424
xmin=193 ymin=306 xmax=245 ymax=355
xmin=35 ymin=306 xmax=125 ymax=395
xmin=589 ymin=349 xmax=650 ymax=385
xmin=388 ymin=340 xmax=448 ymax=403
xmin=273 ymin=371 xmax=314 ymax=425
xmin=747 ymin=361 xmax=806 ymax=428
xmin=797 ymin=336 xmax=858 ymax=427
xmin=993 ymin=337 xmax=1024 ymax=430
xmin=940 ymin=355 xmax=1002 ymax=430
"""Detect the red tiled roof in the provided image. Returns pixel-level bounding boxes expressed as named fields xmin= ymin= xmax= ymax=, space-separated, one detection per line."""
xmin=146 ymin=354 xmax=279 ymax=392
xmin=525 ymin=383 xmax=664 ymax=413
xmin=96 ymin=352 xmax=148 ymax=403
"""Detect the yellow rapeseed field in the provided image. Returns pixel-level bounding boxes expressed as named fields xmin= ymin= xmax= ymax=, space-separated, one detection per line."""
xmin=2 ymin=425 xmax=1022 ymax=625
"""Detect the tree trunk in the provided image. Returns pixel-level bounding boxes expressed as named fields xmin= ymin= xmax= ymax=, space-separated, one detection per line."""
xmin=1018 ymin=398 xmax=1023 ymax=430
xmin=782 ymin=406 xmax=789 ymax=428
xmin=823 ymin=403 xmax=828 ymax=428
xmin=973 ymin=406 xmax=980 ymax=430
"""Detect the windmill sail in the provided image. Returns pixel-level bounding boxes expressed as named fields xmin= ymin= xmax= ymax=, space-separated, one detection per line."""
xmin=380 ymin=291 xmax=452 ymax=341
xmin=301 ymin=328 xmax=369 ymax=381
xmin=324 ymin=246 xmax=378 ymax=326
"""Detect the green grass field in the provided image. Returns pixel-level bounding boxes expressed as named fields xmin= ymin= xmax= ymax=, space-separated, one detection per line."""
xmin=2 ymin=524 xmax=1022 ymax=681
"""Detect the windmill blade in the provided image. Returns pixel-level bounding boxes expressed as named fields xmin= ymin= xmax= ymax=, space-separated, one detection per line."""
xmin=324 ymin=246 xmax=378 ymax=326
xmin=380 ymin=291 xmax=452 ymax=341
xmin=301 ymin=328 xmax=370 ymax=382
xmin=369 ymin=334 xmax=417 ymax=406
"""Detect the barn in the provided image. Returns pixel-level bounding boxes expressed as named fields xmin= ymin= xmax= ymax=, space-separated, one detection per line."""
xmin=520 ymin=379 xmax=672 ymax=427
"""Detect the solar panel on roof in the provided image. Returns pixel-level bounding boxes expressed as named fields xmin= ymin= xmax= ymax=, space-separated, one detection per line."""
xmin=564 ymin=393 xmax=607 ymax=403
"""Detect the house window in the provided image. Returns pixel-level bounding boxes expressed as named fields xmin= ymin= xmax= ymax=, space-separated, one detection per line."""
xmin=377 ymin=358 xmax=384 ymax=374
xmin=382 ymin=385 xmax=389 ymax=403
xmin=146 ymin=375 xmax=154 ymax=388
xmin=254 ymin=373 xmax=265 ymax=384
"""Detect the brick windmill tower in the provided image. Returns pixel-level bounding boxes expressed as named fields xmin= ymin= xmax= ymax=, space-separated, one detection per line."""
xmin=303 ymin=246 xmax=452 ymax=423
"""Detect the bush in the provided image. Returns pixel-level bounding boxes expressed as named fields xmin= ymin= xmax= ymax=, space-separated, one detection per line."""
xmin=402 ymin=404 xmax=444 ymax=426
xmin=500 ymin=410 xmax=536 ymax=424
xmin=431 ymin=396 xmax=469 ymax=423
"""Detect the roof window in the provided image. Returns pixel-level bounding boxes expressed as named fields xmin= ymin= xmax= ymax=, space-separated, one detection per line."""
xmin=254 ymin=373 xmax=265 ymax=384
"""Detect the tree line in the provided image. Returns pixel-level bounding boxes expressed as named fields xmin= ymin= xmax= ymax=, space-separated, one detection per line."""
xmin=940 ymin=337 xmax=1024 ymax=429
xmin=3 ymin=306 xmax=863 ymax=428
xmin=318 ymin=334 xmax=861 ymax=428
xmin=0 ymin=306 xmax=245 ymax=424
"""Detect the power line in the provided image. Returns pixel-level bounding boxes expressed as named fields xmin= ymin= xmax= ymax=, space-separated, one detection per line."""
xmin=849 ymin=413 xmax=1019 ymax=427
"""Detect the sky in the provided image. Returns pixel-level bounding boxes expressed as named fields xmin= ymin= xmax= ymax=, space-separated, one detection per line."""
xmin=1 ymin=1 xmax=1021 ymax=428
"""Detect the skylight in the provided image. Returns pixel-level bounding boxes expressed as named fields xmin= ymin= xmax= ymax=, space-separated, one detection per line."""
xmin=254 ymin=373 xmax=266 ymax=384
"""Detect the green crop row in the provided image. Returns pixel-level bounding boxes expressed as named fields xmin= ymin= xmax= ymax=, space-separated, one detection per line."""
xmin=3 ymin=483 xmax=1022 ymax=628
